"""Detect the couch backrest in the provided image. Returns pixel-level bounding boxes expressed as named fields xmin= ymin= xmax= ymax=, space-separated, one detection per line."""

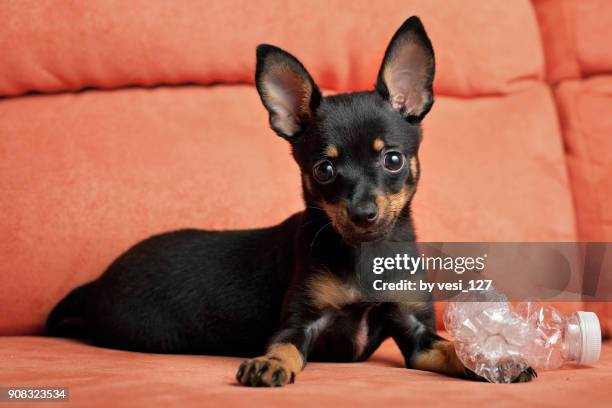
xmin=533 ymin=0 xmax=612 ymax=83
xmin=1 ymin=0 xmax=580 ymax=335
xmin=0 ymin=0 xmax=543 ymax=98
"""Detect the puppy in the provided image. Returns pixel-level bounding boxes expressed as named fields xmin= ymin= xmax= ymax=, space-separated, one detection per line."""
xmin=47 ymin=16 xmax=536 ymax=386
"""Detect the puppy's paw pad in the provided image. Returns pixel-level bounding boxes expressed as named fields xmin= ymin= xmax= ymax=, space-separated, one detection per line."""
xmin=236 ymin=357 xmax=295 ymax=387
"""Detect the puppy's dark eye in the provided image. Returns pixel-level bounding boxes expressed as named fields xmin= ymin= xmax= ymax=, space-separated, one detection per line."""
xmin=313 ymin=160 xmax=336 ymax=184
xmin=383 ymin=151 xmax=405 ymax=173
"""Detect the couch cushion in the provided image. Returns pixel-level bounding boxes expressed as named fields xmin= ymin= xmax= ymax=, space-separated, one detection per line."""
xmin=533 ymin=0 xmax=612 ymax=83
xmin=1 ymin=336 xmax=611 ymax=407
xmin=0 ymin=0 xmax=543 ymax=97
xmin=0 ymin=86 xmax=303 ymax=335
xmin=554 ymin=77 xmax=612 ymax=241
xmin=414 ymin=82 xmax=575 ymax=241
xmin=0 ymin=83 xmax=576 ymax=335
xmin=554 ymin=76 xmax=612 ymax=338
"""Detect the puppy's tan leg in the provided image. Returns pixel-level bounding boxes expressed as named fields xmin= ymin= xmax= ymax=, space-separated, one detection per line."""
xmin=236 ymin=343 xmax=304 ymax=387
xmin=411 ymin=339 xmax=474 ymax=378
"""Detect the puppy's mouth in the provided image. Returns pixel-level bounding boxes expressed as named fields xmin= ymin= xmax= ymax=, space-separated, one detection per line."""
xmin=321 ymin=188 xmax=413 ymax=244
xmin=321 ymin=201 xmax=396 ymax=244
xmin=336 ymin=221 xmax=395 ymax=244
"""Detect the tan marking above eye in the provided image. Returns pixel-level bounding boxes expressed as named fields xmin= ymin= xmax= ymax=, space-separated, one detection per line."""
xmin=325 ymin=145 xmax=338 ymax=158
xmin=373 ymin=138 xmax=385 ymax=152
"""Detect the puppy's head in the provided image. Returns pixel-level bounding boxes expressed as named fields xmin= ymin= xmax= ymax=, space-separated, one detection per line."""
xmin=255 ymin=16 xmax=435 ymax=243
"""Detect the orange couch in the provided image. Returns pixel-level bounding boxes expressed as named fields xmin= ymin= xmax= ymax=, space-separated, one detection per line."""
xmin=532 ymin=0 xmax=612 ymax=335
xmin=1 ymin=1 xmax=610 ymax=406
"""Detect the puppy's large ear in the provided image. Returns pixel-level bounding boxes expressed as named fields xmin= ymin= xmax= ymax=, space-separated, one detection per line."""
xmin=255 ymin=44 xmax=322 ymax=140
xmin=375 ymin=16 xmax=435 ymax=122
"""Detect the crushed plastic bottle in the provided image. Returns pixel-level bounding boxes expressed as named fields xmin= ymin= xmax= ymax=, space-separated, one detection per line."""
xmin=443 ymin=289 xmax=601 ymax=383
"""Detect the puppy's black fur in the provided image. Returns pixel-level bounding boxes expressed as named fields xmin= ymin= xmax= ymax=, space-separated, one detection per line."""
xmin=47 ymin=17 xmax=536 ymax=386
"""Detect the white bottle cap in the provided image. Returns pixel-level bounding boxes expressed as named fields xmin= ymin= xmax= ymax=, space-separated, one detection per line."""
xmin=576 ymin=311 xmax=601 ymax=365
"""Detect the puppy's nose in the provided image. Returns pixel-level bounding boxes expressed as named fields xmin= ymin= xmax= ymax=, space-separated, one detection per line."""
xmin=348 ymin=202 xmax=379 ymax=227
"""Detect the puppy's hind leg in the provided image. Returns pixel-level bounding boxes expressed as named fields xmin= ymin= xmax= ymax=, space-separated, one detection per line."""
xmin=47 ymin=283 xmax=92 ymax=338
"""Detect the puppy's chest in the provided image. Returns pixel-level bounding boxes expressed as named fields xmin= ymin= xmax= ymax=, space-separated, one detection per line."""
xmin=310 ymin=302 xmax=375 ymax=362
xmin=306 ymin=273 xmax=375 ymax=360
xmin=307 ymin=271 xmax=364 ymax=310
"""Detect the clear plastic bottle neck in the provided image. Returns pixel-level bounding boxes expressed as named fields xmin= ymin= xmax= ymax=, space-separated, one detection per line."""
xmin=562 ymin=314 xmax=582 ymax=363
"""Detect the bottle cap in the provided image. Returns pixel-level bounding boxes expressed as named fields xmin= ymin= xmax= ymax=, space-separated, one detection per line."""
xmin=576 ymin=311 xmax=601 ymax=365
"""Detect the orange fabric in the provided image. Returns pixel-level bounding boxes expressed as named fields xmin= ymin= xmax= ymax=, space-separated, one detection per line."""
xmin=414 ymin=83 xmax=575 ymax=242
xmin=0 ymin=86 xmax=303 ymax=335
xmin=0 ymin=1 xmax=609 ymax=405
xmin=533 ymin=0 xmax=612 ymax=83
xmin=0 ymin=0 xmax=543 ymax=98
xmin=554 ymin=77 xmax=612 ymax=242
xmin=0 ymin=83 xmax=576 ymax=335
xmin=532 ymin=0 xmax=581 ymax=82
xmin=554 ymin=77 xmax=612 ymax=336
xmin=533 ymin=0 xmax=612 ymax=334
xmin=588 ymin=303 xmax=612 ymax=340
xmin=1 ymin=336 xmax=611 ymax=407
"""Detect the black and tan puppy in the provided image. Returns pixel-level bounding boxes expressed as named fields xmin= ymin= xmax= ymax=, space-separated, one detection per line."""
xmin=47 ymin=17 xmax=535 ymax=386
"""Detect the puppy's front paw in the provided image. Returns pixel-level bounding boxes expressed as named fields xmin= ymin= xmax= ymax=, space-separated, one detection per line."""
xmin=511 ymin=366 xmax=537 ymax=383
xmin=463 ymin=359 xmax=537 ymax=383
xmin=492 ymin=358 xmax=538 ymax=383
xmin=236 ymin=357 xmax=296 ymax=387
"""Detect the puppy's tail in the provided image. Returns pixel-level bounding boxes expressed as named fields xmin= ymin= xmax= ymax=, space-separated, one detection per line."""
xmin=47 ymin=283 xmax=92 ymax=338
